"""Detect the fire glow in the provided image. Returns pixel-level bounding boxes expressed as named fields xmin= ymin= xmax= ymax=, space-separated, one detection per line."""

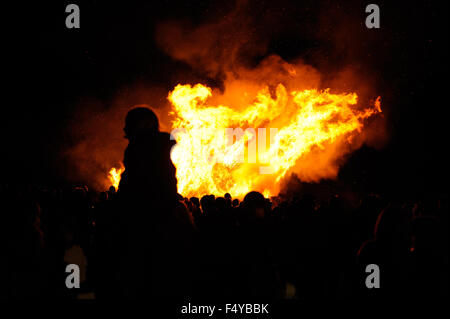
xmin=167 ymin=84 xmax=381 ymax=199
xmin=107 ymin=64 xmax=382 ymax=199
xmin=108 ymin=164 xmax=124 ymax=190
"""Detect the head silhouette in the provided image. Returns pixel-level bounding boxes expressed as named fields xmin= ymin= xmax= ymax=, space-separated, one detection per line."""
xmin=124 ymin=107 xmax=159 ymax=139
xmin=243 ymin=191 xmax=266 ymax=218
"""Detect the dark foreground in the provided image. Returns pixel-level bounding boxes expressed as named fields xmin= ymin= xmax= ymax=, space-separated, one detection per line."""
xmin=3 ymin=184 xmax=448 ymax=300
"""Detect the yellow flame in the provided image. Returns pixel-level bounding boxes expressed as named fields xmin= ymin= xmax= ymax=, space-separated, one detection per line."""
xmin=108 ymin=164 xmax=124 ymax=189
xmin=168 ymin=83 xmax=381 ymax=199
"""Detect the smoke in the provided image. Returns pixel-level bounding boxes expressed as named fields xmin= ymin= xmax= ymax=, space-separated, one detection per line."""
xmin=63 ymin=0 xmax=387 ymax=193
xmin=155 ymin=0 xmax=387 ymax=192
xmin=155 ymin=0 xmax=276 ymax=82
xmin=61 ymin=85 xmax=171 ymax=190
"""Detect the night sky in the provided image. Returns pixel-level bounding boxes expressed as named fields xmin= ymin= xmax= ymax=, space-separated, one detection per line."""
xmin=3 ymin=0 xmax=448 ymax=198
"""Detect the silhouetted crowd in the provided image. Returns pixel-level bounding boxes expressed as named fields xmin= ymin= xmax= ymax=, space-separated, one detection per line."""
xmin=3 ymin=183 xmax=448 ymax=299
xmin=4 ymin=108 xmax=448 ymax=299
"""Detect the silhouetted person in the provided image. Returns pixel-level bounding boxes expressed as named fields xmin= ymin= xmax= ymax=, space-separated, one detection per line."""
xmin=409 ymin=215 xmax=448 ymax=296
xmin=100 ymin=107 xmax=194 ymax=298
xmin=234 ymin=192 xmax=278 ymax=297
xmin=118 ymin=107 xmax=177 ymax=203
xmin=6 ymin=199 xmax=51 ymax=297
xmin=356 ymin=203 xmax=411 ymax=297
xmin=107 ymin=186 xmax=116 ymax=200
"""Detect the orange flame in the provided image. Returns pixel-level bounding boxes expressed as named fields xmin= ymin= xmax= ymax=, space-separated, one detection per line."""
xmin=168 ymin=83 xmax=381 ymax=199
xmin=108 ymin=164 xmax=124 ymax=190
xmin=106 ymin=76 xmax=381 ymax=197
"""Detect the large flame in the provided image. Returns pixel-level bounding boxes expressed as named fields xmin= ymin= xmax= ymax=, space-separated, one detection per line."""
xmin=168 ymin=83 xmax=381 ymax=199
xmin=107 ymin=82 xmax=381 ymax=198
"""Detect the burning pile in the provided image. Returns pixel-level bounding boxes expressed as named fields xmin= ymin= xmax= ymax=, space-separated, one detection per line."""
xmin=108 ymin=77 xmax=381 ymax=198
xmin=101 ymin=1 xmax=386 ymax=198
xmin=167 ymin=83 xmax=381 ymax=199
